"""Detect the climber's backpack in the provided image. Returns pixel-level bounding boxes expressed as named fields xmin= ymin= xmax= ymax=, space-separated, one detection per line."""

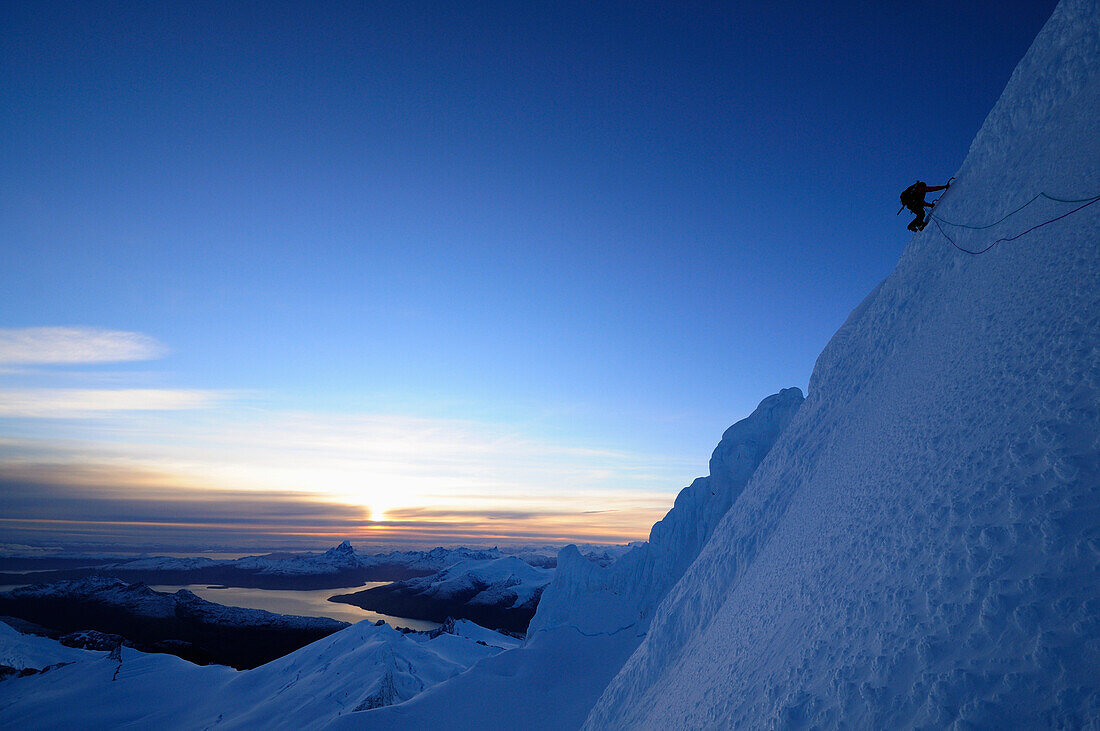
xmin=900 ymin=181 xmax=925 ymax=210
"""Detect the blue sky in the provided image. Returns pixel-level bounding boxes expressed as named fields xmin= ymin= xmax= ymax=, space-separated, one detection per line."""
xmin=0 ymin=1 xmax=1058 ymax=551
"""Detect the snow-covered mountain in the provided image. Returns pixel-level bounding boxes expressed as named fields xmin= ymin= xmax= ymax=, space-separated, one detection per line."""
xmin=332 ymin=555 xmax=553 ymax=633
xmin=338 ymin=2 xmax=1100 ymax=726
xmin=0 ymin=617 xmax=518 ymax=728
xmin=0 ymin=542 xmax=557 ymax=590
xmin=0 ymin=542 xmax=545 ymax=594
xmin=230 ymin=542 xmax=509 ymax=577
xmin=0 ymin=621 xmax=87 ymax=674
xmin=340 ymin=388 xmax=804 ymax=729
xmin=584 ymin=1 xmax=1100 ymax=726
xmin=0 ymin=577 xmax=347 ymax=668
xmin=3 ymin=1 xmax=1097 ymax=727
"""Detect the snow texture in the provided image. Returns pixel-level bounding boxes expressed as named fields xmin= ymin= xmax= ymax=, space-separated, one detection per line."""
xmin=586 ymin=1 xmax=1100 ymax=727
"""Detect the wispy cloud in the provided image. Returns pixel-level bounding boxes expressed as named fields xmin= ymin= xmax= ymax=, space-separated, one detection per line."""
xmin=0 ymin=388 xmax=224 ymax=417
xmin=0 ymin=327 xmax=166 ymax=365
xmin=0 ymin=328 xmax=699 ymax=550
xmin=0 ymin=464 xmax=668 ymax=551
xmin=0 ymin=402 xmax=693 ymax=549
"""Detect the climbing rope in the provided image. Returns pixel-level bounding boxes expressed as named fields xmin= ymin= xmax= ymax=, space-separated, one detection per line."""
xmin=927 ymin=190 xmax=1100 ymax=256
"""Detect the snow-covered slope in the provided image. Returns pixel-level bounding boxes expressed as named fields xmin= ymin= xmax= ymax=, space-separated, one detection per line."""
xmin=0 ymin=621 xmax=89 ymax=672
xmin=336 ymin=389 xmax=803 ymax=729
xmin=0 ymin=618 xmax=517 ymax=728
xmin=188 ymin=620 xmax=506 ymax=727
xmin=586 ymin=2 xmax=1100 ymax=727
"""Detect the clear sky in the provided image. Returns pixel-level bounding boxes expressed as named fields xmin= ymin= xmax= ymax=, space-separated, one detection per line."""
xmin=0 ymin=0 xmax=1059 ymax=553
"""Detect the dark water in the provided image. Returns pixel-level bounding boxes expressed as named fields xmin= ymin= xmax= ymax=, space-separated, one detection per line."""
xmin=150 ymin=582 xmax=440 ymax=630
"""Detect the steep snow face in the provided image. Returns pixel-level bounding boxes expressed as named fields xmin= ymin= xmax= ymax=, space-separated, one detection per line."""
xmin=587 ymin=2 xmax=1100 ymax=728
xmin=529 ymin=388 xmax=804 ymax=637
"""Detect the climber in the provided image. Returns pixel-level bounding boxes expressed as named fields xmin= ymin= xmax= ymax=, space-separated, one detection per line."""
xmin=899 ymin=180 xmax=951 ymax=232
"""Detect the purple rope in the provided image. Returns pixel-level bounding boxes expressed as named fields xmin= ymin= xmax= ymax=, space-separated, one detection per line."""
xmin=930 ymin=195 xmax=1100 ymax=255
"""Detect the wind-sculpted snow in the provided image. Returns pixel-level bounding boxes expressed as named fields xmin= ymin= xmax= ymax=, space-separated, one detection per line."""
xmin=587 ymin=1 xmax=1100 ymax=727
xmin=529 ymin=388 xmax=803 ymax=637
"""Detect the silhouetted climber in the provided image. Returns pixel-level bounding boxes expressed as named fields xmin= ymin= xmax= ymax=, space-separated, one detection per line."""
xmin=899 ymin=180 xmax=951 ymax=231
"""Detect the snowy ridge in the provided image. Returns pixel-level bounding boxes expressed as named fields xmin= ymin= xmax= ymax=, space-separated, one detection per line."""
xmin=108 ymin=556 xmax=218 ymax=571
xmin=190 ymin=620 xmax=506 ymax=727
xmin=434 ymin=618 xmax=523 ymax=649
xmin=529 ymin=388 xmax=803 ymax=637
xmin=0 ymin=617 xmax=518 ymax=728
xmin=586 ymin=1 xmax=1100 ymax=727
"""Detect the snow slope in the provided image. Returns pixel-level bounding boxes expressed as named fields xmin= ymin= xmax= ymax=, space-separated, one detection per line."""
xmin=335 ymin=389 xmax=802 ymax=729
xmin=0 ymin=621 xmax=89 ymax=671
xmin=586 ymin=1 xmax=1100 ymax=727
xmin=330 ymin=626 xmax=642 ymax=731
xmin=0 ymin=619 xmax=516 ymax=729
